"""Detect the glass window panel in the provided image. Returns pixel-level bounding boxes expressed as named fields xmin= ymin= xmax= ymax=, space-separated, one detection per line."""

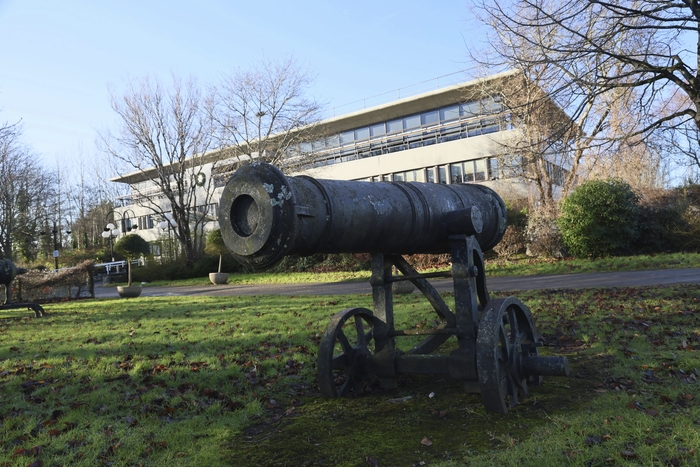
xmin=300 ymin=142 xmax=312 ymax=153
xmin=461 ymin=101 xmax=480 ymax=118
xmin=438 ymin=166 xmax=447 ymax=184
xmin=340 ymin=130 xmax=354 ymax=145
xmin=326 ymin=135 xmax=340 ymax=148
xmin=482 ymin=99 xmax=503 ymax=114
xmin=421 ymin=110 xmax=439 ymax=126
xmin=475 ymin=159 xmax=487 ymax=181
xmin=355 ymin=127 xmax=370 ymax=141
xmin=488 ymin=158 xmax=499 ymax=179
xmin=415 ymin=170 xmax=426 ymax=182
xmin=463 ymin=161 xmax=475 ymax=182
xmin=387 ymin=119 xmax=403 ymax=134
xmin=382 ymin=174 xmax=391 ymax=182
xmin=440 ymin=105 xmax=460 ymax=122
xmin=393 ymin=173 xmax=404 ymax=182
xmin=370 ymin=123 xmax=386 ymax=138
xmin=450 ymin=164 xmax=463 ymax=184
xmin=312 ymin=139 xmax=325 ymax=151
xmin=403 ymin=114 xmax=420 ymax=130
xmin=426 ymin=168 xmax=435 ymax=183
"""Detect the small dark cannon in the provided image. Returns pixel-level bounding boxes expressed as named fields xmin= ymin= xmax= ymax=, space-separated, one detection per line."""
xmin=1 ymin=259 xmax=45 ymax=317
xmin=219 ymin=162 xmax=569 ymax=413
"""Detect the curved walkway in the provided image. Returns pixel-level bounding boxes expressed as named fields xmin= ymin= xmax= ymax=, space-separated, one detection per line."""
xmin=95 ymin=268 xmax=700 ymax=299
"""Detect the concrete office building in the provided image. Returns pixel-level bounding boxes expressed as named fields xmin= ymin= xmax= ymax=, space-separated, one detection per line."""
xmin=110 ymin=70 xmax=567 ymax=246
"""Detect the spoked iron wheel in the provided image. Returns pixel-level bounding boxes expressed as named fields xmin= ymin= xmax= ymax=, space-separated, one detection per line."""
xmin=317 ymin=307 xmax=379 ymax=397
xmin=476 ymin=297 xmax=540 ymax=414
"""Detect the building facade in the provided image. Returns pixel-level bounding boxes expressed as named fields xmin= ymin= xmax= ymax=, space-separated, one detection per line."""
xmin=110 ymin=70 xmax=564 ymax=247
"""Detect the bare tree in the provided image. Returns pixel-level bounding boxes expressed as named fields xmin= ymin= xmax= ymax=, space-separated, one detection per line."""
xmin=0 ymin=120 xmax=53 ymax=262
xmin=208 ymin=56 xmax=324 ymax=172
xmin=101 ymin=75 xmax=216 ymax=265
xmin=471 ymin=0 xmax=700 ymax=172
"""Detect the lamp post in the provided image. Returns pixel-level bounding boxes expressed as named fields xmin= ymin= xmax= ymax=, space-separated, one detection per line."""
xmin=40 ymin=220 xmax=72 ymax=271
xmin=101 ymin=223 xmax=119 ymax=261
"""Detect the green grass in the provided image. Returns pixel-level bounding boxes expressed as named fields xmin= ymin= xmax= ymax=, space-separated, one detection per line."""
xmin=485 ymin=251 xmax=700 ymax=277
xmin=120 ymin=251 xmax=700 ymax=288
xmin=1 ymin=283 xmax=700 ymax=466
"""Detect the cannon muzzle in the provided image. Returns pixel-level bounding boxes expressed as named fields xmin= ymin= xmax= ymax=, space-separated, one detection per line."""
xmin=218 ymin=163 xmax=507 ymax=270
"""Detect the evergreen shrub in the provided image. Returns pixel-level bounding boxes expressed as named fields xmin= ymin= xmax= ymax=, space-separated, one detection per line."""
xmin=558 ymin=179 xmax=640 ymax=258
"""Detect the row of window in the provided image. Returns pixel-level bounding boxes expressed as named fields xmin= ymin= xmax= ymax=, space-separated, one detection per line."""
xmin=307 ymin=117 xmax=504 ymax=169
xmin=367 ymin=157 xmax=500 ymax=184
xmin=368 ymin=157 xmax=569 ymax=187
xmin=293 ymin=97 xmax=504 ymax=158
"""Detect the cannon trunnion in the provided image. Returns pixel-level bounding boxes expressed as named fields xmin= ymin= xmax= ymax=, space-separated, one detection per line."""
xmin=218 ymin=163 xmax=569 ymax=414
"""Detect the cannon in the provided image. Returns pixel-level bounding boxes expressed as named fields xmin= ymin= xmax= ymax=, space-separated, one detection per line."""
xmin=0 ymin=259 xmax=45 ymax=317
xmin=218 ymin=162 xmax=569 ymax=413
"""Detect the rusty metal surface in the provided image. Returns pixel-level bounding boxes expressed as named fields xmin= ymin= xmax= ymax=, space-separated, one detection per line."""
xmin=218 ymin=162 xmax=507 ymax=270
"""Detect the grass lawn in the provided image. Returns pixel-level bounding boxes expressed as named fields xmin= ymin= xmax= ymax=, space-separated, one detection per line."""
xmin=1 ymin=281 xmax=699 ymax=466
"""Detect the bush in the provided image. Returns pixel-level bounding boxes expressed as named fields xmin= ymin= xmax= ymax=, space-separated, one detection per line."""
xmin=493 ymin=200 xmax=527 ymax=259
xmin=558 ymin=179 xmax=640 ymax=258
xmin=526 ymin=205 xmax=565 ymax=258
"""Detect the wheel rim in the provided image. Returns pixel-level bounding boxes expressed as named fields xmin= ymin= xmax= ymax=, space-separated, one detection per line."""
xmin=476 ymin=297 xmax=539 ymax=413
xmin=317 ymin=307 xmax=378 ymax=397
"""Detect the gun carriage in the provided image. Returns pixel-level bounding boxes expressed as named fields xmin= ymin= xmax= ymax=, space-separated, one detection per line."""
xmin=218 ymin=162 xmax=569 ymax=413
xmin=0 ymin=260 xmax=45 ymax=317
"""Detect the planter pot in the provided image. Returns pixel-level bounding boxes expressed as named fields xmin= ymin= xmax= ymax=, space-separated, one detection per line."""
xmin=117 ymin=285 xmax=142 ymax=298
xmin=209 ymin=272 xmax=229 ymax=285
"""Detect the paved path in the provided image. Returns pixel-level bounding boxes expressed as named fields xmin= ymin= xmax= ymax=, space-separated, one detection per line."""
xmin=94 ymin=268 xmax=700 ymax=299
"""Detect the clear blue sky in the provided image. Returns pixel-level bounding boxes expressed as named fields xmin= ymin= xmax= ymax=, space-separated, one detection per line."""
xmin=0 ymin=0 xmax=483 ymax=168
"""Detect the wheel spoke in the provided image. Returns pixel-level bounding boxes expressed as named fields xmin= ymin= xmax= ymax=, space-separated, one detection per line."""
xmin=354 ymin=315 xmax=366 ymax=346
xmin=337 ymin=330 xmax=353 ymax=355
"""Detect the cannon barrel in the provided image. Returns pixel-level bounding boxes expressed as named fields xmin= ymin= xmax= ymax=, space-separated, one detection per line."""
xmin=219 ymin=163 xmax=507 ymax=270
xmin=0 ymin=259 xmax=27 ymax=286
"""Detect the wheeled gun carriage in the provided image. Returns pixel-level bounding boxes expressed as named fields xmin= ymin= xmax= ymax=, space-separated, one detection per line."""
xmin=1 ymin=259 xmax=45 ymax=317
xmin=218 ymin=162 xmax=569 ymax=414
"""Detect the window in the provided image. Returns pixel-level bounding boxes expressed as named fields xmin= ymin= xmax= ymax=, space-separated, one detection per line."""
xmin=387 ymin=119 xmax=402 ymax=134
xmin=474 ymin=159 xmax=487 ymax=181
xmin=340 ymin=130 xmax=354 ymax=145
xmin=355 ymin=127 xmax=370 ymax=141
xmin=370 ymin=123 xmax=386 ymax=138
xmin=438 ymin=166 xmax=447 ymax=184
xmin=488 ymin=158 xmax=499 ymax=179
xmin=326 ymin=135 xmax=340 ymax=148
xmin=440 ymin=105 xmax=459 ymax=122
xmin=451 ymin=164 xmax=463 ymax=184
xmin=393 ymin=173 xmax=404 ymax=182
xmin=461 ymin=101 xmax=480 ymax=118
xmin=403 ymin=115 xmax=420 ymax=130
xmin=463 ymin=161 xmax=475 ymax=182
xmin=426 ymin=168 xmax=435 ymax=183
xmin=421 ymin=110 xmax=439 ymax=126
